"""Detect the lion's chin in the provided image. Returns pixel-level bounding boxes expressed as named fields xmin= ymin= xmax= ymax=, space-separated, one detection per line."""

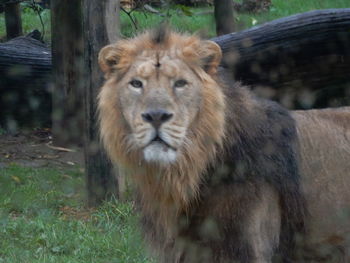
xmin=143 ymin=142 xmax=177 ymax=164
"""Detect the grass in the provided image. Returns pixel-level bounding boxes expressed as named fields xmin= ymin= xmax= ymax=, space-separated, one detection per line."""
xmin=120 ymin=0 xmax=350 ymax=38
xmin=0 ymin=164 xmax=152 ymax=263
xmin=0 ymin=7 xmax=51 ymax=42
xmin=0 ymin=0 xmax=349 ymax=41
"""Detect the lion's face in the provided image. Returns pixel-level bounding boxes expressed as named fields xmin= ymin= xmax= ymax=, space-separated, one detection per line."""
xmin=117 ymin=53 xmax=204 ymax=164
xmin=98 ymin=29 xmax=225 ymax=167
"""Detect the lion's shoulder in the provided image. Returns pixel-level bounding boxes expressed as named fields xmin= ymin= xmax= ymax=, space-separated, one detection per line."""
xmin=293 ymin=106 xmax=350 ymax=130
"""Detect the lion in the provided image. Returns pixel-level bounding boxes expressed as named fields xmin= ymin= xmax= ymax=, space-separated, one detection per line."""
xmin=97 ymin=28 xmax=350 ymax=262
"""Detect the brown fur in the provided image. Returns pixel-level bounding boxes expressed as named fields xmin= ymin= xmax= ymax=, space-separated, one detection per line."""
xmin=292 ymin=107 xmax=350 ymax=262
xmin=97 ymin=29 xmax=350 ymax=262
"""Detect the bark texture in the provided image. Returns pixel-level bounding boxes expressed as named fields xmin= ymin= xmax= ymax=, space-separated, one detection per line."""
xmin=4 ymin=2 xmax=22 ymax=40
xmin=82 ymin=0 xmax=120 ymax=206
xmin=213 ymin=9 xmax=350 ymax=108
xmin=51 ymin=0 xmax=84 ymax=147
xmin=214 ymin=0 xmax=235 ymax=36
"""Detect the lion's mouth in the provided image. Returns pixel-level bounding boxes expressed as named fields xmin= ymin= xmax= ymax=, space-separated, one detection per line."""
xmin=142 ymin=134 xmax=178 ymax=164
xmin=149 ymin=135 xmax=176 ymax=151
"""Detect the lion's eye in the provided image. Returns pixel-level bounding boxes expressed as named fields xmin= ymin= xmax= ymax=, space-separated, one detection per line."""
xmin=129 ymin=79 xmax=143 ymax=88
xmin=174 ymin=79 xmax=188 ymax=88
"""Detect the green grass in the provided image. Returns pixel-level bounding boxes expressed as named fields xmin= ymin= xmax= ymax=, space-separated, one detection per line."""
xmin=120 ymin=7 xmax=216 ymax=38
xmin=0 ymin=0 xmax=349 ymax=41
xmin=119 ymin=0 xmax=350 ymax=38
xmin=0 ymin=7 xmax=51 ymax=42
xmin=0 ymin=164 xmax=152 ymax=263
xmin=243 ymin=0 xmax=350 ymax=27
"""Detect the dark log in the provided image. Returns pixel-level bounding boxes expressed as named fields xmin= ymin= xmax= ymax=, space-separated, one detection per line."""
xmin=83 ymin=0 xmax=120 ymax=206
xmin=51 ymin=0 xmax=84 ymax=147
xmin=213 ymin=9 xmax=350 ymax=108
xmin=0 ymin=36 xmax=51 ymax=129
xmin=4 ymin=2 xmax=23 ymax=39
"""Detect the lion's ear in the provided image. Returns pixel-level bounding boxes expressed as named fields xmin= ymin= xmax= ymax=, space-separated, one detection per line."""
xmin=98 ymin=41 xmax=135 ymax=76
xmin=199 ymin=40 xmax=222 ymax=75
xmin=98 ymin=44 xmax=120 ymax=74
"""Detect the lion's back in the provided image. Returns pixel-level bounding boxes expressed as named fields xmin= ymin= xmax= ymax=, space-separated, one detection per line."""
xmin=292 ymin=107 xmax=350 ymax=260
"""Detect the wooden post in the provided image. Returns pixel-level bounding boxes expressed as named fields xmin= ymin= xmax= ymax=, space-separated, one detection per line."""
xmin=4 ymin=1 xmax=23 ymax=39
xmin=82 ymin=0 xmax=120 ymax=206
xmin=214 ymin=0 xmax=235 ymax=36
xmin=51 ymin=0 xmax=85 ymax=147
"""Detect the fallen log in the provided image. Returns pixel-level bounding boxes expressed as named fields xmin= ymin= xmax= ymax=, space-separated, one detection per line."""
xmin=213 ymin=8 xmax=350 ymax=108
xmin=0 ymin=35 xmax=52 ymax=128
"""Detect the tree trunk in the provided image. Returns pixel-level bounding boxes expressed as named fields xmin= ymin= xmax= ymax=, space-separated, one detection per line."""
xmin=51 ymin=0 xmax=84 ymax=147
xmin=214 ymin=0 xmax=235 ymax=36
xmin=212 ymin=9 xmax=350 ymax=108
xmin=82 ymin=0 xmax=120 ymax=206
xmin=4 ymin=2 xmax=22 ymax=40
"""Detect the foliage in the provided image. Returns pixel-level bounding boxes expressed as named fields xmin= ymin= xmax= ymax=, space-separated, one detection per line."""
xmin=121 ymin=1 xmax=194 ymax=31
xmin=120 ymin=6 xmax=215 ymax=38
xmin=21 ymin=1 xmax=46 ymax=41
xmin=0 ymin=165 xmax=152 ymax=263
xmin=120 ymin=0 xmax=350 ymax=37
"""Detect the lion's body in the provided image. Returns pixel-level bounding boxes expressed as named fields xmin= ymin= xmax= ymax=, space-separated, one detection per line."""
xmin=97 ymin=29 xmax=350 ymax=262
xmin=293 ymin=107 xmax=350 ymax=261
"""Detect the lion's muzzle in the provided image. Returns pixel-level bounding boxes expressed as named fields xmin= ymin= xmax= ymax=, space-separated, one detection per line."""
xmin=141 ymin=109 xmax=179 ymax=164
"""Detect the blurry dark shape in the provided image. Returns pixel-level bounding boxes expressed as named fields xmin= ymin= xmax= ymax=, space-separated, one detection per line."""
xmin=0 ymin=34 xmax=51 ymax=131
xmin=83 ymin=0 xmax=120 ymax=206
xmin=34 ymin=0 xmax=49 ymax=9
xmin=3 ymin=0 xmax=23 ymax=40
xmin=51 ymin=0 xmax=84 ymax=147
xmin=233 ymin=0 xmax=271 ymax=13
xmin=214 ymin=0 xmax=235 ymax=36
xmin=26 ymin=29 xmax=41 ymax=41
xmin=213 ymin=9 xmax=350 ymax=108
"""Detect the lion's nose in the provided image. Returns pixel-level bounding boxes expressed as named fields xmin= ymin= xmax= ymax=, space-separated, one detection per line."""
xmin=141 ymin=110 xmax=173 ymax=129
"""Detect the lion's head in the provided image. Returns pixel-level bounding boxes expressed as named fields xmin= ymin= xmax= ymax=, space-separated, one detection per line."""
xmin=98 ymin=29 xmax=225 ymax=172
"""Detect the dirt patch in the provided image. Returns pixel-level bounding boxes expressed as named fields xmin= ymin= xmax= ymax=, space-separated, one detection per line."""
xmin=0 ymin=129 xmax=84 ymax=169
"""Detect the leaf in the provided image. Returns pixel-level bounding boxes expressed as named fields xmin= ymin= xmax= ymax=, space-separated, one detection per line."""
xmin=251 ymin=17 xmax=258 ymax=26
xmin=11 ymin=176 xmax=21 ymax=184
xmin=177 ymin=5 xmax=193 ymax=16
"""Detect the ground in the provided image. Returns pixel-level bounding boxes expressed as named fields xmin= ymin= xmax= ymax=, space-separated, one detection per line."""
xmin=0 ymin=128 xmax=83 ymax=169
xmin=0 ymin=130 xmax=150 ymax=263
